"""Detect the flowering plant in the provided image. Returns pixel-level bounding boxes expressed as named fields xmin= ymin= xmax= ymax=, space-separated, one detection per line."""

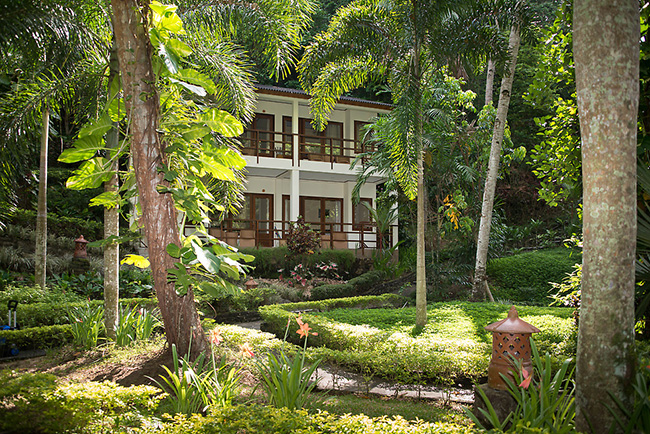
xmin=257 ymin=314 xmax=321 ymax=410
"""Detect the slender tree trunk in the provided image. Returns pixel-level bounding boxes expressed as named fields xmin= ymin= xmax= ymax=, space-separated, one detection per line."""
xmin=574 ymin=0 xmax=638 ymax=431
xmin=484 ymin=58 xmax=495 ymax=107
xmin=472 ymin=24 xmax=521 ymax=301
xmin=110 ymin=0 xmax=207 ymax=358
xmin=104 ymin=43 xmax=120 ymax=340
xmin=414 ymin=46 xmax=427 ymax=328
xmin=35 ymin=107 xmax=49 ymax=289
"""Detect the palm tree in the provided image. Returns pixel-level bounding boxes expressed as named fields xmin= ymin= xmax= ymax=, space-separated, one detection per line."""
xmin=0 ymin=0 xmax=107 ymax=287
xmin=299 ymin=0 xmax=498 ymax=327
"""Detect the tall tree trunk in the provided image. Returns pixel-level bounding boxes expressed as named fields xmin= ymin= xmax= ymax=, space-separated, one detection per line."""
xmin=110 ymin=0 xmax=207 ymax=358
xmin=35 ymin=107 xmax=49 ymax=289
xmin=484 ymin=58 xmax=495 ymax=107
xmin=472 ymin=24 xmax=521 ymax=301
xmin=414 ymin=44 xmax=427 ymax=328
xmin=104 ymin=43 xmax=120 ymax=340
xmin=574 ymin=0 xmax=638 ymax=431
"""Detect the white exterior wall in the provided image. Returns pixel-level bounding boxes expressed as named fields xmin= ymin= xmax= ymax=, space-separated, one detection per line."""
xmin=235 ymin=88 xmax=396 ymax=252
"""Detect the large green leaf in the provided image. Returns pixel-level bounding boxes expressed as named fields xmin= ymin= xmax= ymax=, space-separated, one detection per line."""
xmin=191 ymin=239 xmax=221 ymax=274
xmin=169 ymin=77 xmax=206 ymax=96
xmin=175 ymin=69 xmax=216 ymax=94
xmin=180 ymin=124 xmax=211 ymax=142
xmin=58 ymin=134 xmax=105 ymax=163
xmin=79 ymin=112 xmax=112 ymax=138
xmin=65 ymin=157 xmax=113 ymax=189
xmin=198 ymin=154 xmax=236 ymax=181
xmin=89 ymin=191 xmax=121 ymax=209
xmin=201 ymin=108 xmax=244 ymax=137
xmin=121 ymin=254 xmax=150 ymax=269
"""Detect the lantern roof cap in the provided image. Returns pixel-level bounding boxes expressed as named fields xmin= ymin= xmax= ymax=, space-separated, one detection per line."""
xmin=484 ymin=306 xmax=540 ymax=334
xmin=74 ymin=235 xmax=89 ymax=244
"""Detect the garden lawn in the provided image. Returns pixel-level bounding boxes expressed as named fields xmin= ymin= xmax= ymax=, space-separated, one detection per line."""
xmin=299 ymin=301 xmax=576 ymax=386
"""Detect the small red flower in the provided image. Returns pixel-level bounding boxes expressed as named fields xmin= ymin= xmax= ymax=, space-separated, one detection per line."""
xmin=238 ymin=342 xmax=254 ymax=358
xmin=519 ymin=368 xmax=532 ymax=389
xmin=296 ymin=318 xmax=318 ymax=339
xmin=208 ymin=328 xmax=223 ymax=346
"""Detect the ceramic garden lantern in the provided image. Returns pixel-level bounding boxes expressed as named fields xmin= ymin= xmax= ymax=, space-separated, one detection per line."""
xmin=245 ymin=277 xmax=259 ymax=290
xmin=484 ymin=306 xmax=540 ymax=390
xmin=74 ymin=235 xmax=89 ymax=259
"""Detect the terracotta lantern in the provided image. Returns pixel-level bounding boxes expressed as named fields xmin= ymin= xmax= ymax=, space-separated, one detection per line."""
xmin=245 ymin=277 xmax=258 ymax=290
xmin=484 ymin=306 xmax=540 ymax=390
xmin=74 ymin=235 xmax=89 ymax=259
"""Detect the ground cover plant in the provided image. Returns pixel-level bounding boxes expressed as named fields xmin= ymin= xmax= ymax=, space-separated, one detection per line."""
xmin=260 ymin=297 xmax=576 ymax=387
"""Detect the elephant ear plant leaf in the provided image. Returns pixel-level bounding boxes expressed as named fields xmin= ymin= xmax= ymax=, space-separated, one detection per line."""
xmin=257 ymin=315 xmax=322 ymax=410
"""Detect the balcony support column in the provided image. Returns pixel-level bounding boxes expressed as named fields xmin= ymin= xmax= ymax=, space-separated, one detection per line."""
xmin=290 ymin=169 xmax=300 ymax=221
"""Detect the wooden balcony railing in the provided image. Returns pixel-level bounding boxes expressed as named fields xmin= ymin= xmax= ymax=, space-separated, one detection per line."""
xmin=240 ymin=130 xmax=375 ymax=167
xmin=187 ymin=218 xmax=395 ymax=257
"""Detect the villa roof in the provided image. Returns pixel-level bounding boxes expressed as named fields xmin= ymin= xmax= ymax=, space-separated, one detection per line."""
xmin=255 ymin=84 xmax=392 ymax=110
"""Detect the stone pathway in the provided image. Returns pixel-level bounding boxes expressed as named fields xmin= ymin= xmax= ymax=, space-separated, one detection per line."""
xmin=236 ymin=320 xmax=474 ymax=404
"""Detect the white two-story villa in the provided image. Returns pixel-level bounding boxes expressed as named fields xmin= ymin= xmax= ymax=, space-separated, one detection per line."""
xmin=202 ymin=85 xmax=397 ymax=257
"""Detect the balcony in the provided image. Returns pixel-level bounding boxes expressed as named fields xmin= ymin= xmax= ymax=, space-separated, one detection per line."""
xmin=197 ymin=218 xmax=396 ymax=257
xmin=240 ymin=129 xmax=375 ymax=167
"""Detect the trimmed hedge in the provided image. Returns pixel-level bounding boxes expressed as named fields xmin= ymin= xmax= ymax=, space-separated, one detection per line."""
xmin=142 ymin=404 xmax=474 ymax=434
xmin=259 ymin=294 xmax=407 ymax=346
xmin=310 ymin=269 xmax=387 ymax=301
xmin=0 ymin=324 xmax=73 ymax=350
xmin=487 ymin=247 xmax=581 ymax=305
xmin=239 ymin=246 xmax=356 ymax=278
xmin=0 ymin=298 xmax=157 ymax=328
xmin=9 ymin=208 xmax=104 ymax=241
xmin=0 ymin=373 xmax=162 ymax=433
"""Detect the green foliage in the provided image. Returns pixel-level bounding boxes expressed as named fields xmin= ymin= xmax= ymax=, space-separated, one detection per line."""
xmin=261 ymin=299 xmax=575 ymax=386
xmin=310 ymin=283 xmax=355 ymax=300
xmin=607 ymin=358 xmax=650 ymax=433
xmin=240 ymin=246 xmax=356 ymax=278
xmin=67 ymin=302 xmax=105 ymax=349
xmin=286 ymin=217 xmax=321 ymax=255
xmin=309 ymin=269 xmax=387 ymax=301
xmin=152 ymin=343 xmax=242 ymax=415
xmin=0 ymin=298 xmax=156 ymax=328
xmin=0 ymin=371 xmax=162 ymax=434
xmin=0 ymin=283 xmax=83 ymax=306
xmin=138 ymin=404 xmax=473 ymax=434
xmin=348 ymin=269 xmax=386 ymax=292
xmin=50 ymin=271 xmax=104 ymax=299
xmin=0 ymin=324 xmax=73 ymax=350
xmin=9 ymin=208 xmax=104 ymax=241
xmin=115 ymin=304 xmax=162 ymax=347
xmin=166 ymin=236 xmax=254 ymax=298
xmin=487 ymin=248 xmax=581 ymax=305
xmin=524 ymin=3 xmax=580 ymax=209
xmin=257 ymin=316 xmax=321 ymax=410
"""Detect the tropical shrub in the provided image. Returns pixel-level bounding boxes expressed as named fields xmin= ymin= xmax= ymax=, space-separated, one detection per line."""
xmin=286 ymin=216 xmax=320 ymax=254
xmin=138 ymin=404 xmax=474 ymax=434
xmin=0 ymin=298 xmax=156 ymax=328
xmin=0 ymin=324 xmax=73 ymax=350
xmin=310 ymin=270 xmax=387 ymax=301
xmin=240 ymin=246 xmax=355 ymax=279
xmin=0 ymin=371 xmax=162 ymax=434
xmin=487 ymin=247 xmax=581 ymax=305
xmin=9 ymin=208 xmax=104 ymax=241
